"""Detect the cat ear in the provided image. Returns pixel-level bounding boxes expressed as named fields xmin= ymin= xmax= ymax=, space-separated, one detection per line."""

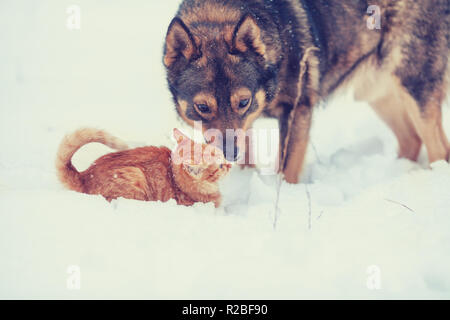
xmin=164 ymin=18 xmax=199 ymax=68
xmin=230 ymin=14 xmax=266 ymax=57
xmin=173 ymin=128 xmax=190 ymax=144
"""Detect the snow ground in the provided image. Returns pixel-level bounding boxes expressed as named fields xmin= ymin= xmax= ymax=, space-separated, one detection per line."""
xmin=1 ymin=1 xmax=450 ymax=299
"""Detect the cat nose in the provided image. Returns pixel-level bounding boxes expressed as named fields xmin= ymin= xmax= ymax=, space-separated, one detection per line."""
xmin=219 ymin=163 xmax=231 ymax=170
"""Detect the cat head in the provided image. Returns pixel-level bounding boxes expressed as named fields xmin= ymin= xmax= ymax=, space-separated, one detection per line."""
xmin=172 ymin=128 xmax=231 ymax=183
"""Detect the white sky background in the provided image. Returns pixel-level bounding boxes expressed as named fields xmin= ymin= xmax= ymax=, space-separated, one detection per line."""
xmin=0 ymin=0 xmax=181 ymax=150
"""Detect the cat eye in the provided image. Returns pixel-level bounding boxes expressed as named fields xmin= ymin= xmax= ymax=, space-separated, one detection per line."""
xmin=196 ymin=104 xmax=211 ymax=114
xmin=238 ymin=99 xmax=250 ymax=109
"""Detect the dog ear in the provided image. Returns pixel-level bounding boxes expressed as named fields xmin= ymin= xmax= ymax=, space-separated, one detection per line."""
xmin=164 ymin=18 xmax=199 ymax=68
xmin=231 ymin=14 xmax=266 ymax=57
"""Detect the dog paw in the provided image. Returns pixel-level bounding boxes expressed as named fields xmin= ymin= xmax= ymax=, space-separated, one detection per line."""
xmin=430 ymin=160 xmax=449 ymax=170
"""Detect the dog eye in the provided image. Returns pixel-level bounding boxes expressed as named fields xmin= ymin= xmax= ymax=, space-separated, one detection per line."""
xmin=196 ymin=104 xmax=211 ymax=113
xmin=238 ymin=99 xmax=250 ymax=109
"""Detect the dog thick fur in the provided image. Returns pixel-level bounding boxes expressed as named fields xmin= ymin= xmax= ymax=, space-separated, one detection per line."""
xmin=163 ymin=0 xmax=449 ymax=183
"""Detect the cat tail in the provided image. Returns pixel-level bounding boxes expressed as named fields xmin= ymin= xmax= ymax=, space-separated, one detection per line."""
xmin=55 ymin=128 xmax=129 ymax=192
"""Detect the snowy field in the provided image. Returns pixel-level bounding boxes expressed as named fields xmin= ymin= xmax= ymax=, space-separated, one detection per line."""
xmin=1 ymin=1 xmax=450 ymax=299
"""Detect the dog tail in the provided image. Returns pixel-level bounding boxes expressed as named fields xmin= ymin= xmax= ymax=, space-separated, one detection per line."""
xmin=55 ymin=128 xmax=129 ymax=192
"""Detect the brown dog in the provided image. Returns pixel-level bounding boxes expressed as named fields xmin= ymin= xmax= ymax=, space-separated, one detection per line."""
xmin=163 ymin=0 xmax=449 ymax=183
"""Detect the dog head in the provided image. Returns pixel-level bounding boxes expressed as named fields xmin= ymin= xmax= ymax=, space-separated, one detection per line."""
xmin=163 ymin=13 xmax=277 ymax=161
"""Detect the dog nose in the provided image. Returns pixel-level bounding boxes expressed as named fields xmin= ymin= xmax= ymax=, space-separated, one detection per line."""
xmin=224 ymin=144 xmax=240 ymax=162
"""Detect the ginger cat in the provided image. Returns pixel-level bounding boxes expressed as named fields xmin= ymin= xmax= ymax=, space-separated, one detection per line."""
xmin=56 ymin=128 xmax=231 ymax=207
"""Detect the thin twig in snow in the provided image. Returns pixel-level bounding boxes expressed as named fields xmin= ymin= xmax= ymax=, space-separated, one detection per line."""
xmin=384 ymin=198 xmax=415 ymax=213
xmin=310 ymin=139 xmax=322 ymax=165
xmin=316 ymin=210 xmax=324 ymax=220
xmin=272 ymin=48 xmax=317 ymax=230
xmin=273 ymin=173 xmax=283 ymax=230
xmin=305 ymin=183 xmax=312 ymax=230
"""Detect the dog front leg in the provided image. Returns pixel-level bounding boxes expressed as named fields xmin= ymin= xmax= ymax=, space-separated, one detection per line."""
xmin=281 ymin=104 xmax=313 ymax=184
xmin=240 ymin=130 xmax=256 ymax=169
xmin=278 ymin=47 xmax=319 ymax=183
